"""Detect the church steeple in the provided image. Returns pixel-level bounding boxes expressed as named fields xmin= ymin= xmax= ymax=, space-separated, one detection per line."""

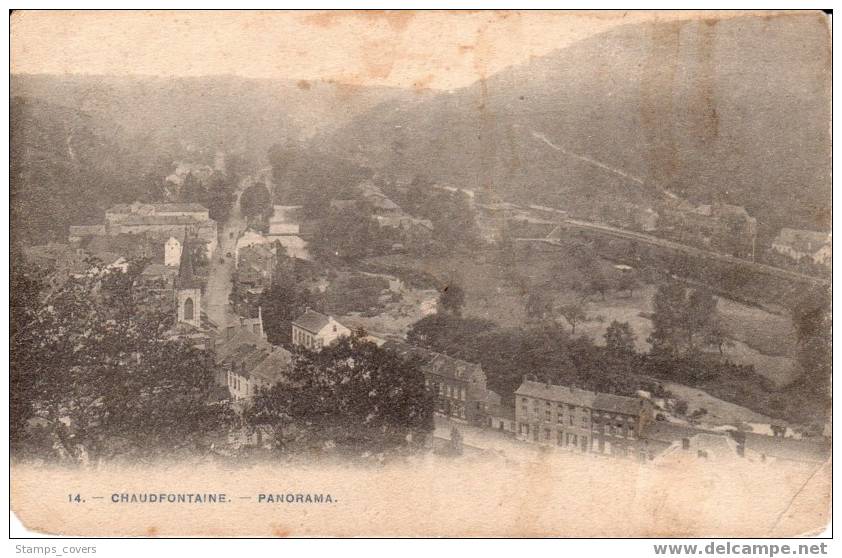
xmin=176 ymin=229 xmax=202 ymax=327
xmin=177 ymin=231 xmax=200 ymax=289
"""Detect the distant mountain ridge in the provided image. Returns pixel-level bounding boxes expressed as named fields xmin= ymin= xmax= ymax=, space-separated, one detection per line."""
xmin=11 ymin=13 xmax=831 ymax=246
xmin=12 ymin=73 xmax=412 ymax=165
xmin=322 ymin=14 xmax=831 ymax=237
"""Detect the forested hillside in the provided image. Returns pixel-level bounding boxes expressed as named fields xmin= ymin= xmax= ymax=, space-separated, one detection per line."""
xmin=11 ymin=96 xmax=175 ymax=244
xmin=323 ymin=14 xmax=831 ymax=238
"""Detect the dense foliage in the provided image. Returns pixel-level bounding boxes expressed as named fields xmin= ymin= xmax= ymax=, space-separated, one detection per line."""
xmin=11 ymin=252 xmax=234 ymax=463
xmin=244 ymin=336 xmax=434 ymax=452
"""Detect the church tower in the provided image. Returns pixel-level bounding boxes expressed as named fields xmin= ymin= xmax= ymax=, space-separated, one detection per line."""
xmin=176 ymin=233 xmax=201 ymax=328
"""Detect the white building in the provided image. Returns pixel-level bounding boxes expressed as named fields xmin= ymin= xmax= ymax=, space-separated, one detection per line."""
xmin=266 ymin=205 xmax=311 ymax=260
xmin=771 ymin=228 xmax=831 ymax=267
xmin=291 ymin=309 xmax=351 ymax=351
xmin=164 ymin=236 xmax=182 ymax=267
xmin=235 ymin=230 xmax=273 ymax=265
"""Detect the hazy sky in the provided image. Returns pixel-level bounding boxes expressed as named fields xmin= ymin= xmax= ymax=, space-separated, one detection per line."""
xmin=11 ymin=10 xmax=759 ymax=90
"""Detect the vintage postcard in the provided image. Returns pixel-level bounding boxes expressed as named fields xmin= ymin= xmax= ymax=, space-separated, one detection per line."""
xmin=9 ymin=10 xmax=832 ymax=537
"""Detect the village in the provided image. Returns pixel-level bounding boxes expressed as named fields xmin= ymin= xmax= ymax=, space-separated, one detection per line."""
xmin=17 ymin=162 xmax=829 ymax=471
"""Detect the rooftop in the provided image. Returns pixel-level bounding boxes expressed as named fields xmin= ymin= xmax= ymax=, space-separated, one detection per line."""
xmin=515 ymin=380 xmax=644 ymax=415
xmin=118 ymin=214 xmax=210 ymax=226
xmin=292 ymin=309 xmax=331 ymax=333
xmin=640 ymin=421 xmax=711 ymax=444
xmin=249 ymin=347 xmax=294 ymax=383
xmin=69 ymin=224 xmax=106 ymax=235
xmin=516 ymin=380 xmax=596 ymax=408
xmin=593 ymin=392 xmax=644 ymax=416
xmin=82 ymin=232 xmax=166 ymax=262
xmin=424 ymin=352 xmax=484 ymax=382
xmin=382 ymin=341 xmax=484 ymax=382
xmin=215 ymin=328 xmax=271 ymax=362
xmin=140 ymin=263 xmax=178 ymax=278
xmin=107 ymin=202 xmax=209 ymax=214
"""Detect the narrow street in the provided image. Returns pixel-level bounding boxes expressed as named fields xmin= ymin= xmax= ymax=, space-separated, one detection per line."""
xmin=433 ymin=415 xmax=609 ymax=465
xmin=203 ymin=176 xmax=251 ymax=327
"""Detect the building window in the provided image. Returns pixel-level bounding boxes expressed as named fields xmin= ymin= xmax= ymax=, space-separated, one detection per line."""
xmin=183 ymin=297 xmax=194 ymax=320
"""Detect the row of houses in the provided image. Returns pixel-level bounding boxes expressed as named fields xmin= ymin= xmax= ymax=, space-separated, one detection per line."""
xmin=514 ymin=380 xmax=652 ymax=458
xmin=70 ymin=202 xmax=218 ymax=258
xmin=510 ymin=379 xmax=829 ymax=465
xmin=212 ymin=304 xmax=829 ymax=466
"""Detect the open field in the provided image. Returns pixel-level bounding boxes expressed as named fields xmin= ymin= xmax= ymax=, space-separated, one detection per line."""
xmin=363 ymin=249 xmax=801 ymax=388
xmin=579 ymin=286 xmax=799 ymax=388
xmin=658 ymin=381 xmax=775 ymax=427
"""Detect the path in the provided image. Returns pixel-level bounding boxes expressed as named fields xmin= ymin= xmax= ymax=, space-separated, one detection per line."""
xmin=204 ymin=176 xmax=250 ymax=327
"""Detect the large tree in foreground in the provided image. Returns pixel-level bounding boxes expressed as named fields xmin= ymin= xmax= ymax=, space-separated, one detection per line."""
xmin=245 ymin=335 xmax=434 ymax=452
xmin=11 ymin=253 xmax=234 ymax=463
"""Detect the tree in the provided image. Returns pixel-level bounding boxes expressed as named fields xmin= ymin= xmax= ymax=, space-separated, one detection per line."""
xmin=240 ymin=182 xmax=272 ymax=221
xmin=648 ymin=282 xmax=720 ymax=357
xmin=180 ymin=171 xmax=207 ymax=204
xmin=412 ymin=189 xmax=481 ymax=250
xmin=257 ymin=274 xmax=316 ymax=346
xmin=407 ymin=313 xmax=496 ymax=352
xmin=684 ymin=288 xmax=718 ymax=354
xmin=309 ymin=206 xmax=378 ymax=261
xmin=616 ymin=270 xmax=641 ymax=298
xmin=206 ymin=171 xmax=236 ymax=223
xmin=586 ymin=267 xmax=611 ymax=301
xmin=246 ymin=337 xmax=434 ymax=451
xmin=438 ymin=281 xmax=466 ymax=317
xmin=604 ymin=320 xmax=636 ymax=357
xmin=558 ymin=302 xmax=587 ymax=335
xmin=648 ymin=281 xmax=687 ymax=354
xmin=525 ymin=291 xmax=553 ymax=322
xmin=792 ymin=286 xmax=832 ymax=401
xmin=703 ymin=318 xmax=732 ymax=357
xmin=10 ymin=254 xmax=234 ymax=462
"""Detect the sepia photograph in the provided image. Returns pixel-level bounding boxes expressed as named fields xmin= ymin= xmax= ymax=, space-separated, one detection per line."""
xmin=7 ymin=8 xmax=833 ymax=539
